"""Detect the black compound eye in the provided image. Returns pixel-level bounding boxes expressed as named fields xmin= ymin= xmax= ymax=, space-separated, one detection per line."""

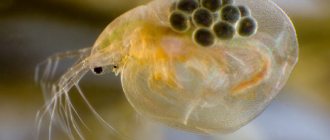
xmin=220 ymin=5 xmax=241 ymax=24
xmin=201 ymin=0 xmax=222 ymax=12
xmin=192 ymin=8 xmax=213 ymax=27
xmin=93 ymin=67 xmax=103 ymax=74
xmin=213 ymin=21 xmax=235 ymax=40
xmin=222 ymin=0 xmax=234 ymax=5
xmin=193 ymin=28 xmax=215 ymax=47
xmin=238 ymin=5 xmax=251 ymax=17
xmin=177 ymin=0 xmax=199 ymax=13
xmin=237 ymin=17 xmax=258 ymax=37
xmin=169 ymin=11 xmax=190 ymax=32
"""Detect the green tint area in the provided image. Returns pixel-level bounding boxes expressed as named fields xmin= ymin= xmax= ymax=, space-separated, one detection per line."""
xmin=99 ymin=20 xmax=143 ymax=49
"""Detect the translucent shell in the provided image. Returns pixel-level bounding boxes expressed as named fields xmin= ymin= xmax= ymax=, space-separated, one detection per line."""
xmin=91 ymin=0 xmax=298 ymax=134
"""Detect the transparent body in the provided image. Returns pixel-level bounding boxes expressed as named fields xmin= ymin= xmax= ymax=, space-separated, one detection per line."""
xmin=36 ymin=0 xmax=298 ymax=139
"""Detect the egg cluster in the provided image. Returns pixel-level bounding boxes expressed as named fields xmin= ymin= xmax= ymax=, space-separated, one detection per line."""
xmin=169 ymin=0 xmax=258 ymax=47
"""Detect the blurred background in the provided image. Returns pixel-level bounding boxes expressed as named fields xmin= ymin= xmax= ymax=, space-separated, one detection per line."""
xmin=0 ymin=0 xmax=329 ymax=140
